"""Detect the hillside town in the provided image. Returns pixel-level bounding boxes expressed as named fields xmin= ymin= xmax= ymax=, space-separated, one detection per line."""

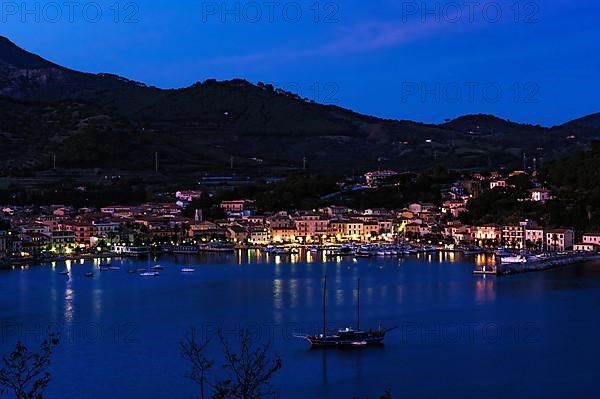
xmin=1 ymin=168 xmax=598 ymax=266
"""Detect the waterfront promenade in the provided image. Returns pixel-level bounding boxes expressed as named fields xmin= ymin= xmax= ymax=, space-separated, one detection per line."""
xmin=497 ymin=253 xmax=600 ymax=275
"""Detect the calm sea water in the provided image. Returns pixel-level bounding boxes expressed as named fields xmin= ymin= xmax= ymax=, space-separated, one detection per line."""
xmin=1 ymin=251 xmax=600 ymax=399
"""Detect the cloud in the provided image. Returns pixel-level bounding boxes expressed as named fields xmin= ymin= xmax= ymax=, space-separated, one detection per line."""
xmin=198 ymin=0 xmax=561 ymax=68
xmin=202 ymin=18 xmax=458 ymax=67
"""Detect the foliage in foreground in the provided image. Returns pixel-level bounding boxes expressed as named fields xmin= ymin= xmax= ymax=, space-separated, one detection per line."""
xmin=181 ymin=329 xmax=282 ymax=399
xmin=0 ymin=330 xmax=59 ymax=399
xmin=0 ymin=326 xmax=388 ymax=399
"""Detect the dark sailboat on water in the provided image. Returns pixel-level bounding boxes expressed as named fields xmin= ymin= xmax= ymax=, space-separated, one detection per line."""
xmin=295 ymin=276 xmax=397 ymax=348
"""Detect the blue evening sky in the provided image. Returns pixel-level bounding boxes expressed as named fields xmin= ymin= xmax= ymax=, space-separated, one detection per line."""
xmin=1 ymin=0 xmax=599 ymax=126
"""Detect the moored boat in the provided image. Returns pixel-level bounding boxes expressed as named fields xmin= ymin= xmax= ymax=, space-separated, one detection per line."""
xmin=171 ymin=245 xmax=200 ymax=254
xmin=295 ymin=276 xmax=396 ymax=348
xmin=300 ymin=327 xmax=391 ymax=347
xmin=199 ymin=242 xmax=235 ymax=253
xmin=501 ymin=254 xmax=541 ymax=264
xmin=463 ymin=247 xmax=485 ymax=255
xmin=140 ymin=271 xmax=160 ymax=277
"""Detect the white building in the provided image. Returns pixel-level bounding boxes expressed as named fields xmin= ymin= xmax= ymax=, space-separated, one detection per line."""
xmin=545 ymin=229 xmax=574 ymax=252
xmin=364 ymin=170 xmax=399 ymax=187
xmin=248 ymin=227 xmax=271 ymax=245
xmin=490 ymin=180 xmax=507 ymax=189
xmin=92 ymin=221 xmax=121 ymax=238
xmin=525 ymin=228 xmax=544 ymax=244
xmin=176 ymin=190 xmax=203 ymax=202
xmin=574 ymin=233 xmax=600 ymax=252
xmin=583 ymin=233 xmax=600 ymax=245
xmin=529 ymin=188 xmax=552 ymax=203
xmin=111 ymin=245 xmax=150 ymax=256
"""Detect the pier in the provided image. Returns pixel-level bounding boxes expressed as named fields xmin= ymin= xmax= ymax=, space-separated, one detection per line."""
xmin=495 ymin=253 xmax=600 ymax=275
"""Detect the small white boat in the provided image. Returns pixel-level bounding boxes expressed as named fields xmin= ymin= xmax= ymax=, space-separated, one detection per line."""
xmin=500 ymin=255 xmax=540 ymax=264
xmin=109 ymin=266 xmax=121 ymax=271
xmin=140 ymin=271 xmax=160 ymax=277
xmin=151 ymin=265 xmax=164 ymax=270
xmin=501 ymin=255 xmax=526 ymax=264
xmin=59 ymin=270 xmax=69 ymax=275
xmin=181 ymin=268 xmax=195 ymax=273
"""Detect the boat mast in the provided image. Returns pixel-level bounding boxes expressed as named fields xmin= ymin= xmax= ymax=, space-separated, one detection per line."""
xmin=323 ymin=275 xmax=327 ymax=336
xmin=357 ymin=278 xmax=361 ymax=331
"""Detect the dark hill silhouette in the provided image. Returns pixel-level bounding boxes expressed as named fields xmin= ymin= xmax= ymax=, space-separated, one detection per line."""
xmin=1 ymin=35 xmax=599 ymax=175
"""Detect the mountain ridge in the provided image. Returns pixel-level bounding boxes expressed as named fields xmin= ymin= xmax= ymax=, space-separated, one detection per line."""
xmin=1 ymin=35 xmax=599 ymax=177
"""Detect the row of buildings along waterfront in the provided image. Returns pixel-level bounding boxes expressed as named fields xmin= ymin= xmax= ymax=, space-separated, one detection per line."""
xmin=0 ymin=203 xmax=598 ymax=260
xmin=0 ymin=169 xmax=598 ymax=260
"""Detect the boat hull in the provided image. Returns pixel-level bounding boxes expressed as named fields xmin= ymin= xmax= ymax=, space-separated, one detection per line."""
xmin=308 ymin=337 xmax=385 ymax=347
xmin=297 ymin=331 xmax=388 ymax=348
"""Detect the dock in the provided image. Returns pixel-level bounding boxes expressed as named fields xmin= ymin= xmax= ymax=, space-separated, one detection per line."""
xmin=495 ymin=253 xmax=600 ymax=275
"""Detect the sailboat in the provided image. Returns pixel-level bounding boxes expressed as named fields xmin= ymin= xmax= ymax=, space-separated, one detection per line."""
xmin=295 ymin=276 xmax=396 ymax=348
xmin=140 ymin=258 xmax=160 ymax=277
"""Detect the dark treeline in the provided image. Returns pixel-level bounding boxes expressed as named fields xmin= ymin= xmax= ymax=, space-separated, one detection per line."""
xmin=460 ymin=174 xmax=542 ymax=226
xmin=183 ymin=167 xmax=459 ymax=217
xmin=0 ymin=166 xmax=461 ymax=215
xmin=0 ymin=179 xmax=149 ymax=208
xmin=541 ymin=141 xmax=600 ymax=230
xmin=337 ymin=167 xmax=460 ymax=210
xmin=463 ymin=141 xmax=600 ymax=231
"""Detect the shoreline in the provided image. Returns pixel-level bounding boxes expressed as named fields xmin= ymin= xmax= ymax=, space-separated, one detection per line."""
xmin=4 ymin=248 xmax=600 ymax=276
xmin=497 ymin=253 xmax=600 ymax=275
xmin=471 ymin=253 xmax=600 ymax=276
xmin=0 ymin=252 xmax=120 ymax=270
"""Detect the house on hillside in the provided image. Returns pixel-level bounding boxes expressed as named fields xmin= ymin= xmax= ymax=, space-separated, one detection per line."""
xmin=529 ymin=188 xmax=552 ymax=203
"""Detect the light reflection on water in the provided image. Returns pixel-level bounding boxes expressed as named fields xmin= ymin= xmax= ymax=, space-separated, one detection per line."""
xmin=289 ymin=278 xmax=299 ymax=309
xmin=1 ymin=252 xmax=600 ymax=399
xmin=64 ymin=277 xmax=74 ymax=327
xmin=273 ymin=278 xmax=283 ymax=314
xmin=475 ymin=277 xmax=496 ymax=303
